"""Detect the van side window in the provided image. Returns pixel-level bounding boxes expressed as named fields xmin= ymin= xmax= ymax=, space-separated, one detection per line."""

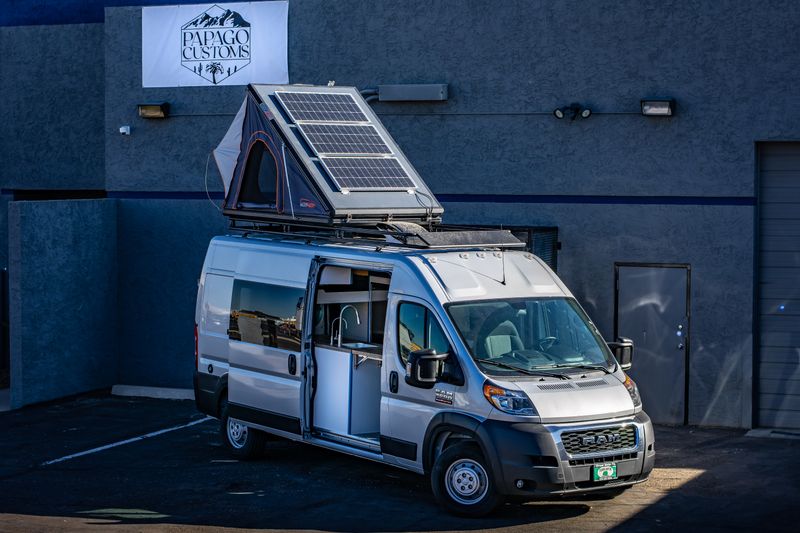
xmin=398 ymin=303 xmax=463 ymax=385
xmin=228 ymin=279 xmax=303 ymax=352
xmin=398 ymin=303 xmax=451 ymax=363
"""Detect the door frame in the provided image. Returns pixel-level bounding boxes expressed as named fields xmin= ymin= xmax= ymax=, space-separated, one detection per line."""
xmin=303 ymin=256 xmax=394 ymax=437
xmin=614 ymin=262 xmax=692 ymax=425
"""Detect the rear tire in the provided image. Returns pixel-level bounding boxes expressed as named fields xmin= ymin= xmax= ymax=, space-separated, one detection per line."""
xmin=431 ymin=442 xmax=504 ymax=517
xmin=219 ymin=398 xmax=265 ymax=459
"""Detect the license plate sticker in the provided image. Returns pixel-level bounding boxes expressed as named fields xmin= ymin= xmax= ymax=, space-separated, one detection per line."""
xmin=593 ymin=463 xmax=618 ymax=481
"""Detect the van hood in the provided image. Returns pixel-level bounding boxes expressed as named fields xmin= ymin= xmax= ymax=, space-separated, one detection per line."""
xmin=503 ymin=374 xmax=636 ymax=423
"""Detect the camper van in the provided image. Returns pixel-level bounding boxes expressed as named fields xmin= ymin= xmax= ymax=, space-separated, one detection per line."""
xmin=193 ymin=231 xmax=654 ymax=516
xmin=194 ymin=84 xmax=654 ymax=516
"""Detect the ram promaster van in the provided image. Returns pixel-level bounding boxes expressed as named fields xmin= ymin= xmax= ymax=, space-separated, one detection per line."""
xmin=193 ymin=84 xmax=654 ymax=516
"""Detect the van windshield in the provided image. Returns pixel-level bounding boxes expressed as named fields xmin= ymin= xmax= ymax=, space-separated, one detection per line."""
xmin=446 ymin=298 xmax=615 ymax=376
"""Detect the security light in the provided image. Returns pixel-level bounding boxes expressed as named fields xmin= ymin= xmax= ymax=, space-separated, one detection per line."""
xmin=641 ymin=99 xmax=674 ymax=116
xmin=137 ymin=103 xmax=170 ymax=119
xmin=553 ymin=103 xmax=591 ymax=121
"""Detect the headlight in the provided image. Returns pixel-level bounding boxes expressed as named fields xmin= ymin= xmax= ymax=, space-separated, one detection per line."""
xmin=483 ymin=381 xmax=537 ymax=416
xmin=623 ymin=374 xmax=642 ymax=407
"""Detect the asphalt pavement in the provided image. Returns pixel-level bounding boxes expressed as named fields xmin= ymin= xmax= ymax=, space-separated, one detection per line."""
xmin=1 ymin=393 xmax=798 ymax=532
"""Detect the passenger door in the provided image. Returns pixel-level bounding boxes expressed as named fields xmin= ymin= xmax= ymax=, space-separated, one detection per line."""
xmin=382 ymin=295 xmax=462 ymax=469
xmin=228 ymin=278 xmax=307 ymax=435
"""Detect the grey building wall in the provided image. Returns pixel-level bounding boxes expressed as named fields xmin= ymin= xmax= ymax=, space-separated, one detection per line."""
xmin=8 ymin=200 xmax=117 ymax=408
xmin=4 ymin=1 xmax=800 ymax=426
xmin=0 ymin=23 xmax=105 ymax=190
xmin=116 ymin=199 xmax=226 ymax=387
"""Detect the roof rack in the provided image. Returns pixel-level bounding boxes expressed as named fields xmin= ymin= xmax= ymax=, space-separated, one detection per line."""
xmin=229 ymin=218 xmax=525 ymax=250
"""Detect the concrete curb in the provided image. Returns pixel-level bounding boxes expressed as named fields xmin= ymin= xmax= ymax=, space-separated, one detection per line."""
xmin=111 ymin=385 xmax=195 ymax=401
xmin=745 ymin=428 xmax=800 ymax=440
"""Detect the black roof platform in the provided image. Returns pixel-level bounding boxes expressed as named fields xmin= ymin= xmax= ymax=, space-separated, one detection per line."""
xmin=229 ymin=219 xmax=525 ymax=251
xmin=215 ymin=84 xmax=444 ymax=226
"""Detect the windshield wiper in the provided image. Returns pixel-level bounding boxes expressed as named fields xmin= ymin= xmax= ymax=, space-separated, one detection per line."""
xmin=479 ymin=359 xmax=570 ymax=380
xmin=551 ymin=363 xmax=612 ymax=374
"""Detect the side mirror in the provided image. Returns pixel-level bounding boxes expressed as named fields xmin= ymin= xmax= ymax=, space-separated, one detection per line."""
xmin=405 ymin=349 xmax=448 ymax=389
xmin=607 ymin=337 xmax=634 ymax=371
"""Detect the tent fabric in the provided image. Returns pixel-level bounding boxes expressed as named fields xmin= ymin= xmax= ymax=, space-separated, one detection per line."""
xmin=213 ymin=97 xmax=247 ymax=197
xmin=217 ymin=91 xmax=328 ymax=218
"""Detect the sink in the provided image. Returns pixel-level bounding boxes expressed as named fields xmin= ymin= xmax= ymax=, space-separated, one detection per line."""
xmin=342 ymin=342 xmax=379 ymax=350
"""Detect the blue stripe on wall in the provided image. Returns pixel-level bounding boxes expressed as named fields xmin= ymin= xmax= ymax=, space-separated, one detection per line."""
xmin=108 ymin=191 xmax=755 ymax=206
xmin=436 ymin=194 xmax=756 ymax=206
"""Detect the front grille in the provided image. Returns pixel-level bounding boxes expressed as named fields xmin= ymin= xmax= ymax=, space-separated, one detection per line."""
xmin=569 ymin=452 xmax=638 ymax=466
xmin=561 ymin=425 xmax=637 ymax=456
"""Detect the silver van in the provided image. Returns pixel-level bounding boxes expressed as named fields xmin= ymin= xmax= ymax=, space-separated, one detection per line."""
xmin=193 ymin=230 xmax=654 ymax=516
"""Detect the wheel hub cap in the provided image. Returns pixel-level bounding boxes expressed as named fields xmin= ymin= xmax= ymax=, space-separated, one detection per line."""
xmin=445 ymin=459 xmax=489 ymax=505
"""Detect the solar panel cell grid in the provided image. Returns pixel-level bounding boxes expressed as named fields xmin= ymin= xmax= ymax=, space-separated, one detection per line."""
xmin=321 ymin=157 xmax=417 ymax=190
xmin=300 ymin=124 xmax=392 ymax=155
xmin=275 ymin=92 xmax=368 ymax=123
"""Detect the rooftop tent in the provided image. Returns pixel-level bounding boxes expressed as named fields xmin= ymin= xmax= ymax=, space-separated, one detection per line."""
xmin=214 ymin=91 xmax=329 ymax=220
xmin=214 ymin=84 xmax=444 ymax=225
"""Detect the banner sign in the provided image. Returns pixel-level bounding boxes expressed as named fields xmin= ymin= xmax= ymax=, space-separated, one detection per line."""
xmin=142 ymin=1 xmax=288 ymax=88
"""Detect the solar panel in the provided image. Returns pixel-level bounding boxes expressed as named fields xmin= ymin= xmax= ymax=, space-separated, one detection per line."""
xmin=320 ymin=157 xmax=417 ymax=191
xmin=275 ymin=91 xmax=368 ymax=123
xmin=298 ymin=124 xmax=392 ymax=156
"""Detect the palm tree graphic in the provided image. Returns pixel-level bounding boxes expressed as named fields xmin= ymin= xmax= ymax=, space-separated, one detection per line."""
xmin=205 ymin=62 xmax=224 ymax=84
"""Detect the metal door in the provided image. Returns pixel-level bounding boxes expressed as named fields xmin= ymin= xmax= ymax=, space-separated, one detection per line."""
xmin=757 ymin=143 xmax=800 ymax=429
xmin=615 ymin=264 xmax=690 ymax=425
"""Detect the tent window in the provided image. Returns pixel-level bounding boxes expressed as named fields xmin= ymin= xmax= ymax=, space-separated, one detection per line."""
xmin=238 ymin=141 xmax=278 ymax=208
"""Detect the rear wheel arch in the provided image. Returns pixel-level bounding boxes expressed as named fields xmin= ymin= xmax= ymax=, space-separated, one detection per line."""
xmin=213 ymin=373 xmax=229 ymax=417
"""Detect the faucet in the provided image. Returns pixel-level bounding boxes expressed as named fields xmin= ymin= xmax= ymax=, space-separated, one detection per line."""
xmin=330 ymin=317 xmax=347 ymax=345
xmin=336 ymin=305 xmax=361 ymax=347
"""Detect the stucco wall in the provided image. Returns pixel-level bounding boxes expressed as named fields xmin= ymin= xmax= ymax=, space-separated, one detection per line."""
xmin=8 ymin=200 xmax=117 ymax=408
xmin=0 ymin=23 xmax=105 ymax=190
xmin=115 ymin=199 xmax=227 ymax=387
xmin=4 ymin=1 xmax=800 ymax=425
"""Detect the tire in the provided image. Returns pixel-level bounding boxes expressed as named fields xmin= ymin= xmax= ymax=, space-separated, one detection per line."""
xmin=219 ymin=398 xmax=266 ymax=460
xmin=431 ymin=442 xmax=504 ymax=517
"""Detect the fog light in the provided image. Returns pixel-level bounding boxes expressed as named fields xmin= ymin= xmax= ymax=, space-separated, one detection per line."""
xmin=515 ymin=479 xmax=525 ymax=489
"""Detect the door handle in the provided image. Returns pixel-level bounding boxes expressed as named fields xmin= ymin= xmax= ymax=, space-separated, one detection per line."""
xmin=288 ymin=354 xmax=297 ymax=375
xmin=389 ymin=371 xmax=399 ymax=393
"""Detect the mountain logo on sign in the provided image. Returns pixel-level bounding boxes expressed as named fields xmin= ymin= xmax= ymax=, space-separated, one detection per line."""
xmin=181 ymin=5 xmax=251 ymax=85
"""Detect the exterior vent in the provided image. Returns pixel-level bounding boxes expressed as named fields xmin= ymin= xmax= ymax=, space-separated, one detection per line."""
xmin=538 ymin=382 xmax=575 ymax=391
xmin=575 ymin=379 xmax=607 ymax=388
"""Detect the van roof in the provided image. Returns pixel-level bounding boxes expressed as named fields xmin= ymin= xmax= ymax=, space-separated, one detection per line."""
xmin=209 ymin=234 xmax=570 ymax=301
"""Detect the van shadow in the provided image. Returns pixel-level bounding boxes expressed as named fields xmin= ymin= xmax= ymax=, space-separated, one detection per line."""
xmin=70 ymin=436 xmax=591 ymax=531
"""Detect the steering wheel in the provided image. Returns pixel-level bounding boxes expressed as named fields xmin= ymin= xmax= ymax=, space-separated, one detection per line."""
xmin=538 ymin=336 xmax=557 ymax=351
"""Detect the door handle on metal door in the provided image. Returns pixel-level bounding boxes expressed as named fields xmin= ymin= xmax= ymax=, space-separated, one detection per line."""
xmin=288 ymin=354 xmax=297 ymax=375
xmin=389 ymin=371 xmax=399 ymax=393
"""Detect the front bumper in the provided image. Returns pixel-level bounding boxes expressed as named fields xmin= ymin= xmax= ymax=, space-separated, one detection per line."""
xmin=478 ymin=411 xmax=655 ymax=497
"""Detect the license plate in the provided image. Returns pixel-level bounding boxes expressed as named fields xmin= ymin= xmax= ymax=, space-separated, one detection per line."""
xmin=593 ymin=463 xmax=618 ymax=481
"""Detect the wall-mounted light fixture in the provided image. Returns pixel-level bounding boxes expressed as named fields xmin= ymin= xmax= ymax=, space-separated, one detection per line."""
xmin=641 ymin=99 xmax=674 ymax=116
xmin=553 ymin=103 xmax=591 ymax=121
xmin=137 ymin=103 xmax=170 ymax=119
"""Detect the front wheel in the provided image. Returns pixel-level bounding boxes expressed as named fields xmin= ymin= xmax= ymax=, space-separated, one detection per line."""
xmin=219 ymin=398 xmax=265 ymax=459
xmin=431 ymin=442 xmax=504 ymax=517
